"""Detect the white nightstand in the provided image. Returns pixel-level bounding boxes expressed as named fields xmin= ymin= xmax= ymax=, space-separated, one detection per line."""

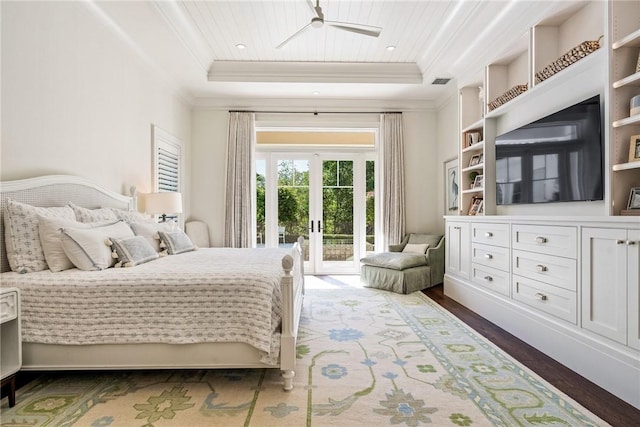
xmin=1 ymin=287 xmax=21 ymax=407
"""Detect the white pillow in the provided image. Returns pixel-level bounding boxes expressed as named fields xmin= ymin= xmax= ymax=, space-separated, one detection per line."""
xmin=130 ymin=221 xmax=177 ymax=252
xmin=60 ymin=221 xmax=134 ymax=271
xmin=68 ymin=202 xmax=117 ymax=223
xmin=38 ymin=217 xmax=115 ymax=272
xmin=402 ymin=243 xmax=429 ymax=254
xmin=109 ymin=235 xmax=159 ymax=267
xmin=158 ymin=229 xmax=197 ymax=255
xmin=4 ymin=199 xmax=75 ymax=273
xmin=111 ymin=208 xmax=150 ymax=223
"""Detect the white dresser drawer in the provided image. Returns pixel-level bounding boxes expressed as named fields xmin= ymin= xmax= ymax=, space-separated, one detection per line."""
xmin=512 ymin=249 xmax=577 ymax=291
xmin=512 ymin=275 xmax=576 ymax=324
xmin=512 ymin=224 xmax=577 ymax=258
xmin=471 ymin=264 xmax=510 ymax=297
xmin=472 ymin=222 xmax=510 ymax=247
xmin=0 ymin=290 xmax=18 ymax=323
xmin=472 ymin=243 xmax=510 ymax=271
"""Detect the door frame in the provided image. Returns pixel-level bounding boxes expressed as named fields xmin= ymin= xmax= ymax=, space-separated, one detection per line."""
xmin=255 ymin=147 xmax=379 ymax=274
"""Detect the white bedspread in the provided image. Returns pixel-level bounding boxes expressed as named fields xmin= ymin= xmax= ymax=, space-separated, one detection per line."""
xmin=1 ymin=247 xmax=296 ymax=365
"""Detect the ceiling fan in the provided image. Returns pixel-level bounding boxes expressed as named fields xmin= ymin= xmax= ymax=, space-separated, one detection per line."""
xmin=276 ymin=0 xmax=382 ymax=49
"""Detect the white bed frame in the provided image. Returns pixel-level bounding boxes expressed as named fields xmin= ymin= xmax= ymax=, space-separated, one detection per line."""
xmin=0 ymin=175 xmax=305 ymax=391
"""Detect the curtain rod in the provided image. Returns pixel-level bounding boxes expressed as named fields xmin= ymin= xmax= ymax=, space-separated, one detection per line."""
xmin=228 ymin=110 xmax=402 ymax=115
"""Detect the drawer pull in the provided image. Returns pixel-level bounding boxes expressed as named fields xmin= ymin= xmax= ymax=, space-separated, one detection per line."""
xmin=535 ymin=236 xmax=547 ymax=244
xmin=454 ymin=226 xmax=461 ymax=230
xmin=484 ymin=254 xmax=493 ymax=260
xmin=535 ymin=293 xmax=548 ymax=301
xmin=628 ymin=240 xmax=637 ymax=246
xmin=616 ymin=240 xmax=625 ymax=245
xmin=485 ymin=232 xmax=493 ymax=238
xmin=484 ymin=276 xmax=493 ymax=282
xmin=536 ymin=264 xmax=548 ymax=272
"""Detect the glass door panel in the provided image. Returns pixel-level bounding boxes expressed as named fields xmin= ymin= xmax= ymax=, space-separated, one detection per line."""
xmin=321 ymin=160 xmax=355 ymax=266
xmin=277 ymin=159 xmax=310 ymax=262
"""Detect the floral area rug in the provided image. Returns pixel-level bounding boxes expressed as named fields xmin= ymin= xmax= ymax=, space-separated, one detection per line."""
xmin=1 ymin=276 xmax=608 ymax=426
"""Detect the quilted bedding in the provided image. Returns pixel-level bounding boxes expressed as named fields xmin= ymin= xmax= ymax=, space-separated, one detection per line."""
xmin=1 ymin=247 xmax=296 ymax=365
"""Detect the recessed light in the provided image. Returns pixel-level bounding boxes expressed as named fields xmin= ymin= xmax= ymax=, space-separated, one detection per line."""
xmin=386 ymin=45 xmax=396 ymax=51
xmin=312 ymin=91 xmax=320 ymax=95
xmin=236 ymin=44 xmax=246 ymax=49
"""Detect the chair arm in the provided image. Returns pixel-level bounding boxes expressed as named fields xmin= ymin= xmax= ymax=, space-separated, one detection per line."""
xmin=425 ymin=236 xmax=445 ymax=285
xmin=388 ymin=243 xmax=405 ymax=252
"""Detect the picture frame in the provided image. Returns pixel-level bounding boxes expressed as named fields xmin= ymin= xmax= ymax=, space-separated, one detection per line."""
xmin=636 ymin=51 xmax=640 ymax=73
xmin=472 ymin=174 xmax=484 ymax=189
xmin=466 ymin=132 xmax=481 ymax=147
xmin=629 ymin=135 xmax=640 ymax=162
xmin=469 ymin=154 xmax=482 ymax=167
xmin=468 ymin=196 xmax=483 ymax=216
xmin=444 ymin=157 xmax=459 ymax=215
xmin=627 ymin=187 xmax=640 ymax=210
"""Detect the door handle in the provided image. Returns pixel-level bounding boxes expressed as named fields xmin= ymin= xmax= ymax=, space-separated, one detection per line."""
xmin=318 ymin=220 xmax=323 ymax=232
xmin=310 ymin=221 xmax=314 ymax=232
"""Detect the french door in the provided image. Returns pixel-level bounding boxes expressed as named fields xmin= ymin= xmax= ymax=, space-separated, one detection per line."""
xmin=256 ymin=152 xmax=376 ymax=274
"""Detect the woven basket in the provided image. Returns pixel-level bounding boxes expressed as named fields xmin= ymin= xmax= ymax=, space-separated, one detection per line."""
xmin=487 ymin=84 xmax=528 ymax=111
xmin=535 ymin=38 xmax=602 ymax=84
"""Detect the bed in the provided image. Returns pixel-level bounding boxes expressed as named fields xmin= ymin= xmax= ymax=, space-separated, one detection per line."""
xmin=0 ymin=175 xmax=304 ymax=391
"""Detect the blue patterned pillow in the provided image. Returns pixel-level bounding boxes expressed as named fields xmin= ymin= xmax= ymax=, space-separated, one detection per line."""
xmin=109 ymin=235 xmax=159 ymax=267
xmin=157 ymin=230 xmax=197 ymax=255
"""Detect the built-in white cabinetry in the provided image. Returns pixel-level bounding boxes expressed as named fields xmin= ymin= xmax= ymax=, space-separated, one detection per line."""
xmin=445 ymin=221 xmax=470 ymax=279
xmin=444 ymin=216 xmax=640 ymax=409
xmin=581 ymin=227 xmax=640 ymax=348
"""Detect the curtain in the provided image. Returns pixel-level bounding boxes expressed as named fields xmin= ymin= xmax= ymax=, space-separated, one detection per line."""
xmin=224 ymin=112 xmax=255 ymax=248
xmin=380 ymin=113 xmax=406 ymax=249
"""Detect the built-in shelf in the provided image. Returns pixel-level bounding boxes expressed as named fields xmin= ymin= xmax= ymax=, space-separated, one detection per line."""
xmin=613 ymin=71 xmax=640 ymax=89
xmin=462 ymin=188 xmax=483 ymax=194
xmin=462 ymin=164 xmax=484 ymax=173
xmin=612 ymin=27 xmax=640 ymax=49
xmin=613 ymin=114 xmax=640 ymax=128
xmin=485 ymin=49 xmax=604 ymax=119
xmin=462 ymin=119 xmax=484 ymax=133
xmin=612 ymin=161 xmax=640 ymax=172
xmin=462 ymin=141 xmax=484 ymax=153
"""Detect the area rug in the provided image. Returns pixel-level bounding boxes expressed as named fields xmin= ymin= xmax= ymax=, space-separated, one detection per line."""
xmin=1 ymin=276 xmax=608 ymax=426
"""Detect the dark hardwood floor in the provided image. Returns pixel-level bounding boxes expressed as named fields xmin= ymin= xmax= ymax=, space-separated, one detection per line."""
xmin=423 ymin=284 xmax=640 ymax=427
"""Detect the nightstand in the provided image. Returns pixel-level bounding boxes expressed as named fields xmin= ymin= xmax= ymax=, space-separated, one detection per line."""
xmin=1 ymin=287 xmax=21 ymax=407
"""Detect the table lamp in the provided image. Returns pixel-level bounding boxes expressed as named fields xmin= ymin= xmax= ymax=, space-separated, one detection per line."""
xmin=145 ymin=192 xmax=183 ymax=222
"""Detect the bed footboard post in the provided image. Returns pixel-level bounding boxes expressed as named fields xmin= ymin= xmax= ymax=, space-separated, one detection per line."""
xmin=282 ymin=370 xmax=295 ymax=391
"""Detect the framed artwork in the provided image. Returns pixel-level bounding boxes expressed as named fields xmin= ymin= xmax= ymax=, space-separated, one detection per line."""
xmin=444 ymin=157 xmax=459 ymax=215
xmin=468 ymin=197 xmax=483 ymax=216
xmin=469 ymin=154 xmax=482 ymax=167
xmin=636 ymin=52 xmax=640 ymax=73
xmin=627 ymin=187 xmax=640 ymax=209
xmin=629 ymin=135 xmax=640 ymax=162
xmin=472 ymin=174 xmax=484 ymax=189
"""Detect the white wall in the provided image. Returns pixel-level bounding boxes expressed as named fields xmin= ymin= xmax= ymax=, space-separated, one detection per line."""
xmin=1 ymin=1 xmax=191 ymax=204
xmin=436 ymin=93 xmax=460 ymax=232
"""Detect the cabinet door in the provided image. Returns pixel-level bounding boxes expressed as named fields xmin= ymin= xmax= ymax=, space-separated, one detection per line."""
xmin=628 ymin=230 xmax=640 ymax=351
xmin=446 ymin=221 xmax=471 ymax=279
xmin=581 ymin=228 xmax=628 ymax=344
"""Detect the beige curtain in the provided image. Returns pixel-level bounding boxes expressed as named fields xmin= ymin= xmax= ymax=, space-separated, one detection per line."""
xmin=380 ymin=113 xmax=406 ymax=249
xmin=224 ymin=112 xmax=255 ymax=248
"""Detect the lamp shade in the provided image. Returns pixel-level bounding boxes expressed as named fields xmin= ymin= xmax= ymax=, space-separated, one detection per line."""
xmin=145 ymin=192 xmax=183 ymax=215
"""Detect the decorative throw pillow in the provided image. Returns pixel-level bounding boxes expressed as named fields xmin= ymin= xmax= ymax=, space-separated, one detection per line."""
xmin=60 ymin=221 xmax=134 ymax=270
xmin=108 ymin=235 xmax=159 ymax=267
xmin=68 ymin=202 xmax=117 ymax=223
xmin=38 ymin=217 xmax=115 ymax=272
xmin=4 ymin=199 xmax=75 ymax=273
xmin=402 ymin=243 xmax=429 ymax=254
xmin=130 ymin=221 xmax=177 ymax=252
xmin=158 ymin=229 xmax=197 ymax=255
xmin=111 ymin=208 xmax=150 ymax=223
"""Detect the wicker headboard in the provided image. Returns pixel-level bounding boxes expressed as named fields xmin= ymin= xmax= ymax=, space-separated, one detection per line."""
xmin=0 ymin=175 xmax=133 ymax=273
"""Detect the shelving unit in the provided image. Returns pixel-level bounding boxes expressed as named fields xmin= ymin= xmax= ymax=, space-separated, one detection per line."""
xmin=459 ymin=87 xmax=487 ymax=216
xmin=456 ymin=1 xmax=640 ymax=216
xmin=609 ymin=0 xmax=640 ymax=214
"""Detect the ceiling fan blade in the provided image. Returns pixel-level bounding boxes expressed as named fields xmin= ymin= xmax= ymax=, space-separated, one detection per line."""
xmin=326 ymin=21 xmax=382 ymax=38
xmin=276 ymin=23 xmax=312 ymax=49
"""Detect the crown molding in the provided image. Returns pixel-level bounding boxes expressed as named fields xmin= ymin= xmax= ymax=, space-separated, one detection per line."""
xmin=207 ymin=61 xmax=423 ymax=84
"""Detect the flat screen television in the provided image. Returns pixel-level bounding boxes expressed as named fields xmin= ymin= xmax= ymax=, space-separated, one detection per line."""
xmin=495 ymin=95 xmax=603 ymax=205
